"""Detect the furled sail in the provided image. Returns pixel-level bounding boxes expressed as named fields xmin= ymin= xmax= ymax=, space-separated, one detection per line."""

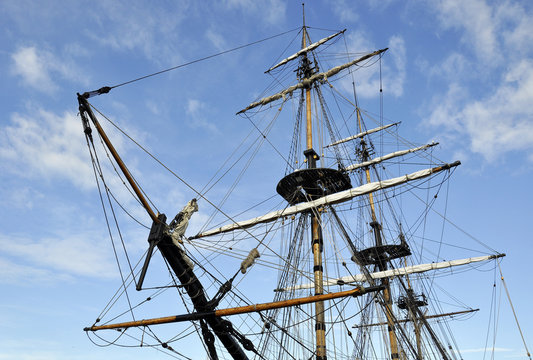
xmin=191 ymin=161 xmax=459 ymax=239
xmin=266 ymin=29 xmax=346 ymax=73
xmin=276 ymin=254 xmax=505 ymax=291
xmin=345 ymin=142 xmax=438 ymax=171
xmin=237 ymin=48 xmax=388 ymax=114
xmin=325 ymin=122 xmax=399 ymax=148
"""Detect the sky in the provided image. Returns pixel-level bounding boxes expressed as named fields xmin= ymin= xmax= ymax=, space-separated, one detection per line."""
xmin=1 ymin=0 xmax=533 ymax=359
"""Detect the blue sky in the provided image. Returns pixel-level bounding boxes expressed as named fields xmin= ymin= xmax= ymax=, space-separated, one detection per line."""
xmin=1 ymin=1 xmax=532 ymax=359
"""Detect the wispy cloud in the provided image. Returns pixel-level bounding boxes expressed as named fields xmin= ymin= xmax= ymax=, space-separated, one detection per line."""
xmin=0 ymin=257 xmax=69 ymax=285
xmin=10 ymin=46 xmax=88 ymax=93
xmin=423 ymin=0 xmax=533 ymax=163
xmin=223 ymin=0 xmax=287 ymax=26
xmin=11 ymin=46 xmax=56 ymax=92
xmin=206 ymin=27 xmax=228 ymax=52
xmin=186 ymin=99 xmax=218 ymax=132
xmin=0 ymin=186 xmax=44 ymax=210
xmin=0 ymin=232 xmax=116 ymax=283
xmin=460 ymin=346 xmax=513 ymax=353
xmin=87 ymin=1 xmax=189 ymax=65
xmin=330 ymin=0 xmax=359 ymax=23
xmin=0 ymin=108 xmax=95 ymax=189
xmin=433 ymin=0 xmax=499 ymax=64
xmin=340 ymin=32 xmax=406 ymax=99
xmin=428 ymin=60 xmax=533 ymax=162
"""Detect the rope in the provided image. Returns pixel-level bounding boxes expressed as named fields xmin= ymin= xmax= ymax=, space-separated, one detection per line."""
xmin=85 ymin=131 xmax=136 ymax=322
xmin=498 ymin=261 xmax=532 ymax=359
xmin=83 ymin=28 xmax=299 ymax=97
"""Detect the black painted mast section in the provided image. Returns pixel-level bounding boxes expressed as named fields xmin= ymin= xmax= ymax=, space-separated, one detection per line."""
xmin=398 ymin=278 xmax=451 ymax=360
xmin=150 ymin=215 xmax=250 ymax=360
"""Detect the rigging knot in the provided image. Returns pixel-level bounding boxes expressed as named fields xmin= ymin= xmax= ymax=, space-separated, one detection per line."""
xmin=205 ymin=279 xmax=233 ymax=310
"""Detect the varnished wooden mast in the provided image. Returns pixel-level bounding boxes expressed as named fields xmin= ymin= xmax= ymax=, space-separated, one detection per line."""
xmin=301 ymin=12 xmax=327 ymax=360
xmin=356 ymin=108 xmax=401 ymax=359
xmin=404 ymin=261 xmax=423 ymax=359
xmin=78 ymin=94 xmax=159 ymax=224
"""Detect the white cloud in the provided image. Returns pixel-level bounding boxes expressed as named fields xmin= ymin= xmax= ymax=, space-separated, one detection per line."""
xmin=329 ymin=0 xmax=359 ymax=23
xmin=1 ymin=186 xmax=44 ymax=210
xmin=186 ymin=99 xmax=218 ymax=132
xmin=0 ymin=233 xmax=116 ymax=283
xmin=0 ymin=109 xmax=95 ymax=189
xmin=428 ymin=0 xmax=533 ymax=65
xmin=206 ymin=28 xmax=227 ymax=52
xmin=423 ymin=52 xmax=470 ymax=82
xmin=386 ymin=35 xmax=406 ymax=97
xmin=421 ymin=1 xmax=533 ymax=163
xmin=11 ymin=47 xmax=56 ymax=92
xmin=87 ymin=1 xmax=189 ymax=65
xmin=427 ymin=60 xmax=533 ymax=162
xmin=460 ymin=347 xmax=512 ymax=353
xmin=340 ymin=32 xmax=406 ymax=98
xmin=432 ymin=0 xmax=500 ymax=63
xmin=0 ymin=257 xmax=69 ymax=285
xmin=223 ymin=0 xmax=286 ymax=25
xmin=10 ymin=46 xmax=88 ymax=93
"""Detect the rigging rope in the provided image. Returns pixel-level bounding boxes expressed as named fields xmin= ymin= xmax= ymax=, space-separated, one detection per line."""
xmin=85 ymin=130 xmax=137 ymax=322
xmin=83 ymin=28 xmax=300 ymax=98
xmin=497 ymin=261 xmax=532 ymax=359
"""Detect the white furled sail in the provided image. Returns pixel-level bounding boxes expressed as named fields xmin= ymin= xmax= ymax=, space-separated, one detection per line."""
xmin=237 ymin=48 xmax=388 ymax=114
xmin=277 ymin=254 xmax=505 ymax=291
xmin=191 ymin=161 xmax=459 ymax=239
xmin=266 ymin=29 xmax=346 ymax=73
xmin=325 ymin=122 xmax=399 ymax=148
xmin=345 ymin=142 xmax=438 ymax=171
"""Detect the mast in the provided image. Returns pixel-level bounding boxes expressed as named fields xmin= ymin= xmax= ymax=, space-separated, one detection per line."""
xmin=300 ymin=11 xmax=327 ymax=359
xmin=78 ymin=95 xmax=250 ymax=360
xmin=356 ymin=108 xmax=401 ymax=359
xmin=404 ymin=259 xmax=424 ymax=359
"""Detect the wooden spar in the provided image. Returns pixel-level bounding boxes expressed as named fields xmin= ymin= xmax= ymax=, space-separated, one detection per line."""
xmin=77 ymin=94 xmax=159 ymax=224
xmin=193 ymin=161 xmax=461 ymax=239
xmin=236 ymin=48 xmax=388 ymax=115
xmin=84 ymin=285 xmax=384 ymax=332
xmin=352 ymin=309 xmax=480 ymax=328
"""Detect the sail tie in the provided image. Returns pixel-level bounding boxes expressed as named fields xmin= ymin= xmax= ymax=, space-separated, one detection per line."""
xmin=168 ymin=198 xmax=198 ymax=244
xmin=241 ymin=248 xmax=260 ymax=274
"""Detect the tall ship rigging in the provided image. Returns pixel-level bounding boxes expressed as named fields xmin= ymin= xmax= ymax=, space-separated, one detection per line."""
xmin=77 ymin=10 xmax=528 ymax=360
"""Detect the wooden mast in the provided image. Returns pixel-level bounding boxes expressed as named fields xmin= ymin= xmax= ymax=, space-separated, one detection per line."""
xmin=404 ymin=263 xmax=423 ymax=359
xmin=78 ymin=94 xmax=159 ymax=224
xmin=301 ymin=6 xmax=326 ymax=359
xmin=356 ymin=108 xmax=401 ymax=359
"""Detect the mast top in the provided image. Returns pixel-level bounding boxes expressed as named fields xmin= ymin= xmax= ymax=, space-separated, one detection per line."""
xmin=302 ymin=3 xmax=306 ymax=28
